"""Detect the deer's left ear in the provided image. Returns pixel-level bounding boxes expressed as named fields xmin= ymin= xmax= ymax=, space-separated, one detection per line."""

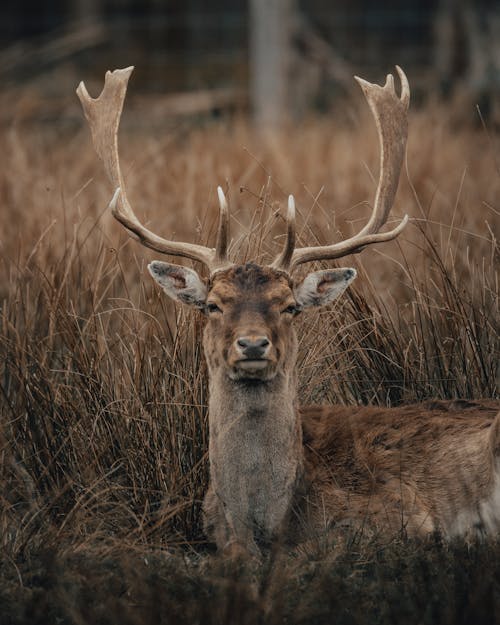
xmin=294 ymin=268 xmax=357 ymax=309
xmin=148 ymin=261 xmax=207 ymax=308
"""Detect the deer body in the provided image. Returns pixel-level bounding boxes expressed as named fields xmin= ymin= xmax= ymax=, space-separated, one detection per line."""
xmin=302 ymin=401 xmax=500 ymax=538
xmin=77 ymin=66 xmax=500 ymax=556
xmin=149 ymin=261 xmax=500 ymax=550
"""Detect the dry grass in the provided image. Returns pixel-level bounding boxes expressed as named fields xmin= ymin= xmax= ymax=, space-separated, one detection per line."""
xmin=0 ymin=93 xmax=499 ymax=623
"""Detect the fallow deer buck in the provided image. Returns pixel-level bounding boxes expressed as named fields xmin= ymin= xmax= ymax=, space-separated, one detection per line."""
xmin=78 ymin=67 xmax=500 ymax=556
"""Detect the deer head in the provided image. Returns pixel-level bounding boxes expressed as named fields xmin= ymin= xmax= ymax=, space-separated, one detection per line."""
xmin=77 ymin=66 xmax=409 ymax=384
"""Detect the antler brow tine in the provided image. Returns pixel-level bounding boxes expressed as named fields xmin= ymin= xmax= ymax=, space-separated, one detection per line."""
xmin=215 ymin=186 xmax=230 ymax=264
xmin=271 ymin=195 xmax=296 ymax=271
xmin=77 ymin=67 xmax=232 ymax=273
xmin=273 ymin=66 xmax=410 ymax=273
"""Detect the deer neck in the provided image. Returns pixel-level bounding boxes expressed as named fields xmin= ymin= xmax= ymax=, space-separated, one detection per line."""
xmin=208 ymin=368 xmax=300 ymax=435
xmin=206 ymin=366 xmax=304 ymax=543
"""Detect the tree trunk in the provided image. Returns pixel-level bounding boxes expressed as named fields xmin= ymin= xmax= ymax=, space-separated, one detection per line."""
xmin=249 ymin=0 xmax=293 ymax=128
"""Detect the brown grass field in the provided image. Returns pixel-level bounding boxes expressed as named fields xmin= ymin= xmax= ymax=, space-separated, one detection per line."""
xmin=0 ymin=91 xmax=499 ymax=623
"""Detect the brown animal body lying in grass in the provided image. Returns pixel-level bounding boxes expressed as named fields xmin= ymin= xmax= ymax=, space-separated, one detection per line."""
xmin=77 ymin=66 xmax=500 ymax=558
xmin=302 ymin=400 xmax=500 ymax=539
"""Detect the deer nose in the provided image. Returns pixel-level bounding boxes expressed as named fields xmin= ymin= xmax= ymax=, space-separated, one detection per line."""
xmin=235 ymin=336 xmax=271 ymax=359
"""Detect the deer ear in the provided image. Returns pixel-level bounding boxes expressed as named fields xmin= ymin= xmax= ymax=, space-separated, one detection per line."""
xmin=148 ymin=261 xmax=207 ymax=308
xmin=294 ymin=268 xmax=357 ymax=309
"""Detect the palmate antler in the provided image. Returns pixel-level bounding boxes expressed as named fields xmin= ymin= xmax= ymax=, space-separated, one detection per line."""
xmin=76 ymin=67 xmax=232 ymax=273
xmin=272 ymin=66 xmax=410 ymax=272
xmin=77 ymin=66 xmax=409 ymax=275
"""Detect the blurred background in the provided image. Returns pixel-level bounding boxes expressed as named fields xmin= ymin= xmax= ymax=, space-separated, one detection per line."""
xmin=1 ymin=0 xmax=499 ymax=126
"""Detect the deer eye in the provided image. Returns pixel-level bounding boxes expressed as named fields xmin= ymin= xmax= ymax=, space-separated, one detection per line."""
xmin=206 ymin=302 xmax=222 ymax=315
xmin=281 ymin=304 xmax=300 ymax=316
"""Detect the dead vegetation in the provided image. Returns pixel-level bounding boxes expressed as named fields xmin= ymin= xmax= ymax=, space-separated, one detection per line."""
xmin=0 ymin=95 xmax=499 ymax=623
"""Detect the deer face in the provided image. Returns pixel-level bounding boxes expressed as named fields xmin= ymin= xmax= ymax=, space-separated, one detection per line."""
xmin=204 ymin=264 xmax=298 ymax=382
xmin=148 ymin=261 xmax=356 ymax=382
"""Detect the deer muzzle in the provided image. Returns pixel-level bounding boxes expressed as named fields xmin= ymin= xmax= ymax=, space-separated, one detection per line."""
xmin=231 ymin=334 xmax=273 ymax=371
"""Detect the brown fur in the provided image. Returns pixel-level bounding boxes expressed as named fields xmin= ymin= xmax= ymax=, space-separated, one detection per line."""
xmin=301 ymin=401 xmax=500 ymax=537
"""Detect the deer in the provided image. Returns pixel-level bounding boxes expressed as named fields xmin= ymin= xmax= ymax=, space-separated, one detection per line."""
xmin=77 ymin=67 xmax=500 ymax=557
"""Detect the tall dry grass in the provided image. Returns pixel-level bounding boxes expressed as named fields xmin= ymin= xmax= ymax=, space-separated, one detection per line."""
xmin=0 ymin=94 xmax=499 ymax=622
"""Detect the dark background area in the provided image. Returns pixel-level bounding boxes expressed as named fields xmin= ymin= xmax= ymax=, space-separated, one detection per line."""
xmin=1 ymin=1 xmax=436 ymax=82
xmin=0 ymin=0 xmax=499 ymax=124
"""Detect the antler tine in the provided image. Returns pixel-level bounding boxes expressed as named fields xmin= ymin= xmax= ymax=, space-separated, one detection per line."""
xmin=215 ymin=186 xmax=230 ymax=264
xmin=271 ymin=195 xmax=296 ymax=270
xmin=273 ymin=66 xmax=410 ymax=273
xmin=77 ymin=67 xmax=231 ymax=273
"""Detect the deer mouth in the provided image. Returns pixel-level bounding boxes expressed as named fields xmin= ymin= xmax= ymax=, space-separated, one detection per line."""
xmin=235 ymin=359 xmax=270 ymax=372
xmin=229 ymin=358 xmax=277 ymax=381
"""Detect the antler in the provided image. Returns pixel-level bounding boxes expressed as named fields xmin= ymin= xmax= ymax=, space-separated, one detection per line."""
xmin=272 ymin=66 xmax=410 ymax=273
xmin=76 ymin=67 xmax=231 ymax=273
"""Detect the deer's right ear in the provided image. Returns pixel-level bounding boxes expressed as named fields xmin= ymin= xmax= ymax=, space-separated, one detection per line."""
xmin=148 ymin=261 xmax=207 ymax=308
xmin=294 ymin=268 xmax=357 ymax=309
